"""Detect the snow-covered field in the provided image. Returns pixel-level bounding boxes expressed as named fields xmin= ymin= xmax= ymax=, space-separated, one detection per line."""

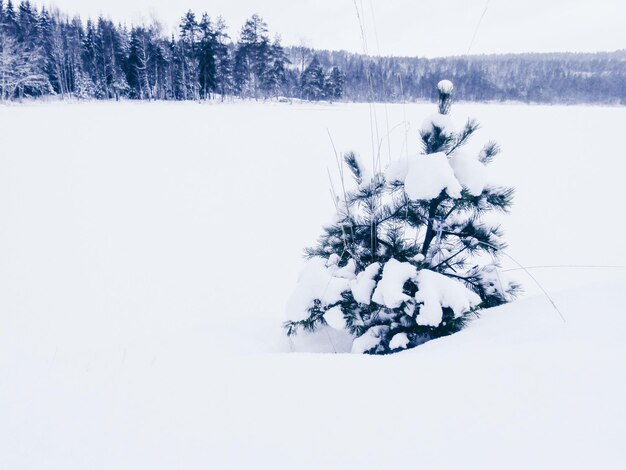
xmin=1 ymin=101 xmax=625 ymax=469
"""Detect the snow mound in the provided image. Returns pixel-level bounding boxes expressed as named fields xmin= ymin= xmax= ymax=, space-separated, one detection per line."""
xmin=449 ymin=152 xmax=488 ymax=196
xmin=371 ymin=259 xmax=416 ymax=308
xmin=389 ymin=332 xmax=410 ymax=350
xmin=414 ymin=269 xmax=482 ymax=327
xmin=385 ymin=158 xmax=409 ymax=183
xmin=349 ymin=262 xmax=380 ymax=305
xmin=437 ymin=79 xmax=454 ymax=94
xmin=285 ymin=257 xmax=350 ymax=321
xmin=351 ymin=325 xmax=389 ymax=354
xmin=334 ymin=259 xmax=357 ymax=279
xmin=323 ymin=306 xmax=347 ymax=330
xmin=479 ymin=265 xmax=512 ymax=300
xmin=421 ymin=113 xmax=455 ymax=135
xmin=404 ymin=152 xmax=462 ymax=200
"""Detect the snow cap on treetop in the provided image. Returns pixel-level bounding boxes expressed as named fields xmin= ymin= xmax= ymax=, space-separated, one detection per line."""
xmin=437 ymin=80 xmax=454 ymax=94
xmin=437 ymin=80 xmax=454 ymax=114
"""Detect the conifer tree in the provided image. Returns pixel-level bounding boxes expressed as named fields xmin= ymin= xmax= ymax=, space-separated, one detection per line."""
xmin=233 ymin=14 xmax=271 ymax=98
xmin=64 ymin=17 xmax=87 ymax=97
xmin=17 ymin=0 xmax=37 ymax=45
xmin=212 ymin=16 xmax=231 ymax=100
xmin=149 ymin=32 xmax=171 ymax=100
xmin=198 ymin=13 xmax=216 ymax=99
xmin=178 ymin=10 xmax=200 ymax=100
xmin=300 ymin=55 xmax=325 ymax=101
xmin=325 ymin=66 xmax=344 ymax=101
xmin=81 ymin=19 xmax=97 ymax=84
xmin=93 ymin=17 xmax=128 ymax=100
xmin=263 ymin=35 xmax=288 ymax=98
xmin=127 ymin=26 xmax=151 ymax=99
xmin=285 ymin=80 xmax=518 ymax=354
xmin=3 ymin=0 xmax=17 ymax=36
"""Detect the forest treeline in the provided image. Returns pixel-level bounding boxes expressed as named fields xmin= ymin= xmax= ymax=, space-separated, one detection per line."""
xmin=304 ymin=48 xmax=626 ymax=105
xmin=0 ymin=0 xmax=624 ymax=104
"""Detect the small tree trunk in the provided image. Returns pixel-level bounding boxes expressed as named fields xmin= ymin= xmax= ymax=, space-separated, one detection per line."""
xmin=421 ymin=197 xmax=442 ymax=256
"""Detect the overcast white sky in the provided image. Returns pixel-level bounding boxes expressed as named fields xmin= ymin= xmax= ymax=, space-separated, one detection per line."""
xmin=42 ymin=0 xmax=624 ymax=57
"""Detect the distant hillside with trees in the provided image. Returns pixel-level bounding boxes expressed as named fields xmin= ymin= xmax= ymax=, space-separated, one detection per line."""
xmin=0 ymin=1 xmax=624 ymax=104
xmin=296 ymin=48 xmax=626 ymax=104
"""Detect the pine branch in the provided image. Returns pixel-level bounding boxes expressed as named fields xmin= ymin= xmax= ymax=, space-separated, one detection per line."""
xmin=420 ymin=195 xmax=444 ymax=256
xmin=440 ymin=271 xmax=480 ymax=288
xmin=479 ymin=141 xmax=501 ymax=164
xmin=344 ymin=151 xmax=363 ymax=185
xmin=431 ymin=245 xmax=471 ymax=270
xmin=446 ymin=118 xmax=479 ymax=156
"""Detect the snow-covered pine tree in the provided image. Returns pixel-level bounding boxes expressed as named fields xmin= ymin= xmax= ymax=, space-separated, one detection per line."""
xmin=325 ymin=66 xmax=344 ymax=101
xmin=300 ymin=55 xmax=325 ymax=101
xmin=285 ymin=80 xmax=519 ymax=354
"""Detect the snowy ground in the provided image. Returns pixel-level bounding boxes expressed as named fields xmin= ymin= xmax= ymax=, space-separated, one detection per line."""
xmin=1 ymin=101 xmax=625 ymax=469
